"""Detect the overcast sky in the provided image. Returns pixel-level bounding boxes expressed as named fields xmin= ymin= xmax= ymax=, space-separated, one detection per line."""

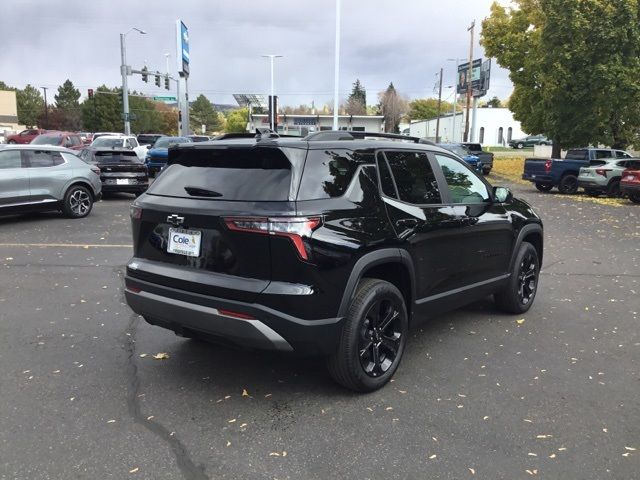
xmin=1 ymin=0 xmax=513 ymax=108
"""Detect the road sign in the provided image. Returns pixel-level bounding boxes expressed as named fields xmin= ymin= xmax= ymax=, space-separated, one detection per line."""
xmin=176 ymin=20 xmax=189 ymax=78
xmin=457 ymin=58 xmax=491 ymax=98
xmin=153 ymin=96 xmax=177 ymax=102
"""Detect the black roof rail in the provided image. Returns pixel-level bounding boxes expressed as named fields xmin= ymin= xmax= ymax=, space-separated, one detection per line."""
xmin=305 ymin=130 xmax=435 ymax=145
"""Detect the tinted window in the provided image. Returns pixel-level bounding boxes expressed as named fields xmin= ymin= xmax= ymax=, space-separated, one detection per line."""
xmin=153 ymin=137 xmax=189 ymax=148
xmin=463 ymin=143 xmax=482 ymax=152
xmin=565 ymin=150 xmax=588 ymax=160
xmin=151 ymin=147 xmax=292 ymax=201
xmin=615 ymin=150 xmax=631 ymax=159
xmin=595 ymin=150 xmax=612 ymax=159
xmin=32 ymin=135 xmax=62 ymax=146
xmin=26 ymin=150 xmax=64 ymax=167
xmin=384 ymin=151 xmax=441 ymax=204
xmin=95 ymin=151 xmax=140 ymax=163
xmin=435 ymin=154 xmax=490 ymax=204
xmin=297 ymin=149 xmax=360 ymax=200
xmin=376 ymin=153 xmax=397 ymax=198
xmin=0 ymin=150 xmax=22 ymax=169
xmin=92 ymin=137 xmax=124 ymax=148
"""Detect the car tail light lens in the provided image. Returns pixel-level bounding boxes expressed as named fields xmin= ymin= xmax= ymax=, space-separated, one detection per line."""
xmin=224 ymin=216 xmax=322 ymax=260
xmin=218 ymin=309 xmax=256 ymax=320
xmin=90 ymin=166 xmax=101 ymax=176
xmin=544 ymin=160 xmax=552 ymax=173
xmin=130 ymin=205 xmax=143 ymax=219
xmin=595 ymin=168 xmax=611 ymax=177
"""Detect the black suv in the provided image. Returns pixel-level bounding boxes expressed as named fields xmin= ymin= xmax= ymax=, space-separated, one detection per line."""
xmin=124 ymin=131 xmax=543 ymax=392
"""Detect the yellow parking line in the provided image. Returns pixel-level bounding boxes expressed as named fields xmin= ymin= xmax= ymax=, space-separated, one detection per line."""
xmin=0 ymin=243 xmax=132 ymax=248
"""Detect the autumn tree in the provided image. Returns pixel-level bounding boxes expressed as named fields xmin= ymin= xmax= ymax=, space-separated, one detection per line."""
xmin=225 ymin=108 xmax=249 ymax=133
xmin=482 ymin=0 xmax=640 ymax=154
xmin=378 ymin=83 xmax=408 ymax=133
xmin=406 ymin=98 xmax=455 ymax=121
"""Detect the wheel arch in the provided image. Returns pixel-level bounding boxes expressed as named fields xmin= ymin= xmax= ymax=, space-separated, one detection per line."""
xmin=509 ymin=224 xmax=543 ymax=271
xmin=337 ymin=249 xmax=416 ymax=322
xmin=64 ymin=180 xmax=99 ymax=201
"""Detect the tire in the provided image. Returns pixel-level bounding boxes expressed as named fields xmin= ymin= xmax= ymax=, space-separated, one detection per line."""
xmin=494 ymin=241 xmax=540 ymax=314
xmin=535 ymin=183 xmax=553 ymax=192
xmin=327 ymin=278 xmax=408 ymax=392
xmin=62 ymin=185 xmax=93 ymax=218
xmin=630 ymin=192 xmax=640 ymax=204
xmin=606 ymin=179 xmax=621 ymax=198
xmin=517 ymin=143 xmax=524 ymax=149
xmin=558 ymin=174 xmax=579 ymax=194
xmin=483 ymin=168 xmax=492 ymax=175
xmin=8 ymin=140 xmax=16 ymax=144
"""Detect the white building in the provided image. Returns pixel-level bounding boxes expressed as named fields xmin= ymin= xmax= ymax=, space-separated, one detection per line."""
xmin=250 ymin=114 xmax=384 ymax=137
xmin=409 ymin=107 xmax=527 ymax=147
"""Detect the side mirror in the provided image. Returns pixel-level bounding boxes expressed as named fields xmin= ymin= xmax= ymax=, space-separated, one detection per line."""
xmin=493 ymin=186 xmax=513 ymax=203
xmin=146 ymin=144 xmax=151 ymax=149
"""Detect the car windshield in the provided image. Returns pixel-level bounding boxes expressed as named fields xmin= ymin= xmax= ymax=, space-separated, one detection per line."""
xmin=153 ymin=137 xmax=188 ymax=148
xmin=440 ymin=144 xmax=469 ymax=157
xmin=31 ymin=135 xmax=61 ymax=145
xmin=92 ymin=137 xmax=124 ymax=148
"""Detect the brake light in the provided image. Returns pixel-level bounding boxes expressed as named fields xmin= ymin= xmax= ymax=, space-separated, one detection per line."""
xmin=595 ymin=168 xmax=611 ymax=177
xmin=218 ymin=309 xmax=256 ymax=320
xmin=130 ymin=205 xmax=143 ymax=219
xmin=224 ymin=216 xmax=322 ymax=260
xmin=90 ymin=165 xmax=101 ymax=176
xmin=544 ymin=160 xmax=552 ymax=173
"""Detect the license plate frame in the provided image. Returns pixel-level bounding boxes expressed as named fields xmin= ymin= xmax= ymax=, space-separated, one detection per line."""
xmin=167 ymin=228 xmax=202 ymax=257
xmin=116 ymin=178 xmax=131 ymax=185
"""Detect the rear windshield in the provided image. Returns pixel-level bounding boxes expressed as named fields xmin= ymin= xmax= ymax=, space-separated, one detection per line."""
xmin=153 ymin=137 xmax=189 ymax=149
xmin=565 ymin=149 xmax=588 ymax=160
xmin=95 ymin=151 xmax=139 ymax=163
xmin=463 ymin=143 xmax=482 ymax=152
xmin=32 ymin=135 xmax=61 ymax=145
xmin=149 ymin=147 xmax=292 ymax=201
xmin=92 ymin=137 xmax=123 ymax=148
xmin=138 ymin=135 xmax=160 ymax=143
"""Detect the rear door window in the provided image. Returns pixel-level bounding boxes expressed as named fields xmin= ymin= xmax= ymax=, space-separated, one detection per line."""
xmin=383 ymin=150 xmax=441 ymax=205
xmin=150 ymin=146 xmax=294 ymax=201
xmin=376 ymin=152 xmax=398 ymax=198
xmin=595 ymin=150 xmax=612 ymax=159
xmin=25 ymin=150 xmax=64 ymax=167
xmin=0 ymin=150 xmax=22 ymax=169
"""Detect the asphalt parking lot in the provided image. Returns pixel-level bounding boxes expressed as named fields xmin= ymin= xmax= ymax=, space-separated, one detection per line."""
xmin=1 ymin=181 xmax=638 ymax=480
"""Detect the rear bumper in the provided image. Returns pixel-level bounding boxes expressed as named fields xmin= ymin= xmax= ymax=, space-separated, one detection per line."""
xmin=102 ymin=183 xmax=148 ymax=193
xmin=578 ymin=178 xmax=606 ymax=191
xmin=124 ymin=275 xmax=344 ymax=355
xmin=522 ymin=173 xmax=553 ymax=184
xmin=621 ymin=183 xmax=640 ymax=195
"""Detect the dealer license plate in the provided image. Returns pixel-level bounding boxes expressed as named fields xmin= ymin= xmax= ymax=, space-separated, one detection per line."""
xmin=167 ymin=228 xmax=201 ymax=257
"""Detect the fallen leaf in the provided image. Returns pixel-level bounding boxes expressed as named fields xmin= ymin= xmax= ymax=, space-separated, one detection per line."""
xmin=228 ymin=418 xmax=237 ymax=423
xmin=269 ymin=452 xmax=281 ymax=457
xmin=469 ymin=468 xmax=476 ymax=475
xmin=429 ymin=454 xmax=437 ymax=459
xmin=516 ymin=319 xmax=525 ymax=325
xmin=282 ymin=451 xmax=287 ymax=457
xmin=385 ymin=407 xmax=393 ymax=411
xmin=483 ymin=416 xmax=490 ymax=420
xmin=264 ymin=393 xmax=272 ymax=398
xmin=152 ymin=353 xmax=169 ymax=360
xmin=107 ymin=419 xmax=116 ymax=423
xmin=139 ymin=354 xmax=147 ymax=358
xmin=226 ymin=441 xmax=231 ymax=447
xmin=625 ymin=447 xmax=636 ymax=451
xmin=549 ymin=454 xmax=556 ymax=459
xmin=240 ymin=423 xmax=248 ymax=428
xmin=399 ymin=390 xmax=407 ymax=394
xmin=536 ymin=435 xmax=552 ymax=439
xmin=602 ymin=428 xmax=608 ymax=433
xmin=242 ymin=389 xmax=249 ymax=397
xmin=558 ymin=447 xmax=567 ymax=451
xmin=129 ymin=467 xmax=139 ymax=473
xmin=622 ymin=453 xmax=630 ymax=457
xmin=146 ymin=415 xmax=154 ymax=420
xmin=528 ymin=453 xmax=537 ymax=457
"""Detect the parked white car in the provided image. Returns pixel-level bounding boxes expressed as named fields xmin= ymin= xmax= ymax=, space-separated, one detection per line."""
xmin=90 ymin=135 xmax=147 ymax=161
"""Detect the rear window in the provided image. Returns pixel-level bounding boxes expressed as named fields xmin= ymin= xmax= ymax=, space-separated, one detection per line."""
xmin=565 ymin=149 xmax=588 ymax=160
xmin=589 ymin=160 xmax=607 ymax=167
xmin=150 ymin=147 xmax=292 ymax=201
xmin=297 ymin=149 xmax=362 ymax=200
xmin=463 ymin=143 xmax=482 ymax=152
xmin=95 ymin=151 xmax=139 ymax=163
xmin=32 ymin=135 xmax=62 ymax=146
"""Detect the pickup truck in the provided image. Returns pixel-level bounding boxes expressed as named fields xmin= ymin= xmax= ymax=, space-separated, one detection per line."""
xmin=522 ymin=148 xmax=632 ymax=194
xmin=462 ymin=142 xmax=494 ymax=174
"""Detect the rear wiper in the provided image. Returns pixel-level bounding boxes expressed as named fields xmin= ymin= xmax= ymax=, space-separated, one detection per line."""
xmin=184 ymin=185 xmax=223 ymax=197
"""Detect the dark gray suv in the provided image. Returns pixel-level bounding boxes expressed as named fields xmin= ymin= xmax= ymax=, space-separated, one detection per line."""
xmin=0 ymin=145 xmax=102 ymax=218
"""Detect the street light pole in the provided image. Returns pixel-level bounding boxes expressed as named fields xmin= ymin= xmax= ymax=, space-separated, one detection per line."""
xmin=463 ymin=20 xmax=475 ymax=142
xmin=40 ymin=87 xmax=48 ymax=129
xmin=262 ymin=54 xmax=282 ymax=131
xmin=332 ymin=0 xmax=341 ymax=130
xmin=120 ymin=27 xmax=146 ymax=135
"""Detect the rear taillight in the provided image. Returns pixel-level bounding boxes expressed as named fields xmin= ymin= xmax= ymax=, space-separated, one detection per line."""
xmin=224 ymin=216 xmax=322 ymax=261
xmin=544 ymin=160 xmax=552 ymax=173
xmin=130 ymin=205 xmax=143 ymax=219
xmin=595 ymin=168 xmax=611 ymax=177
xmin=90 ymin=166 xmax=101 ymax=176
xmin=218 ymin=309 xmax=256 ymax=320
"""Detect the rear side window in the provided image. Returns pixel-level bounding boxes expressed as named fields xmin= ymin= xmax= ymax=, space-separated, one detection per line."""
xmin=297 ymin=149 xmax=360 ymax=200
xmin=595 ymin=150 xmax=612 ymax=159
xmin=384 ymin=151 xmax=441 ymax=205
xmin=376 ymin=153 xmax=397 ymax=198
xmin=26 ymin=150 xmax=64 ymax=167
xmin=565 ymin=150 xmax=588 ymax=160
xmin=0 ymin=150 xmax=22 ymax=169
xmin=435 ymin=154 xmax=490 ymax=204
xmin=151 ymin=147 xmax=292 ymax=201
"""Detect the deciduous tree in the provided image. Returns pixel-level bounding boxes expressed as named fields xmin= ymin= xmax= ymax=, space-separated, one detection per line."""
xmin=378 ymin=83 xmax=408 ymax=133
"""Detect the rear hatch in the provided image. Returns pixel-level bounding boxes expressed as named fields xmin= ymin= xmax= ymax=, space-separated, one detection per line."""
xmin=95 ymin=150 xmax=147 ymax=182
xmin=129 ymin=143 xmax=305 ymax=303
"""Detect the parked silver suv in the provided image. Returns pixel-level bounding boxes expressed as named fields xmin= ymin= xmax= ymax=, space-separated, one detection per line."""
xmin=0 ymin=145 xmax=102 ymax=218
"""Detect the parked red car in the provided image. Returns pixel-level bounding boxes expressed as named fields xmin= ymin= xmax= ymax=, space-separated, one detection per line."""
xmin=621 ymin=162 xmax=640 ymax=204
xmin=6 ymin=128 xmax=47 ymax=144
xmin=30 ymin=131 xmax=84 ymax=150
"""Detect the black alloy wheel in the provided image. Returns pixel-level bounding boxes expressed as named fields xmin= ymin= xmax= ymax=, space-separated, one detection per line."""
xmin=630 ymin=192 xmax=640 ymax=204
xmin=62 ymin=185 xmax=93 ymax=218
xmin=535 ymin=183 xmax=553 ymax=192
xmin=359 ymin=298 xmax=403 ymax=378
xmin=606 ymin=179 xmax=621 ymax=198
xmin=327 ymin=278 xmax=408 ymax=392
xmin=558 ymin=174 xmax=579 ymax=194
xmin=495 ymin=241 xmax=540 ymax=314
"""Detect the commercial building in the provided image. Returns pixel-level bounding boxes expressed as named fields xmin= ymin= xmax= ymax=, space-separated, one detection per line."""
xmin=409 ymin=107 xmax=527 ymax=147
xmin=249 ymin=114 xmax=385 ymax=137
xmin=0 ymin=90 xmax=24 ymax=140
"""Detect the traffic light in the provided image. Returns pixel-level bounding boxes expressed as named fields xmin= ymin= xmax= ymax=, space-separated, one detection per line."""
xmin=141 ymin=66 xmax=148 ymax=83
xmin=155 ymin=74 xmax=161 ymax=88
xmin=164 ymin=75 xmax=170 ymax=90
xmin=87 ymin=88 xmax=93 ymax=99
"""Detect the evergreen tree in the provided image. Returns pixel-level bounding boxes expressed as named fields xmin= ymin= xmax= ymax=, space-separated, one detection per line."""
xmin=189 ymin=94 xmax=220 ymax=133
xmin=346 ymin=79 xmax=367 ymax=115
xmin=54 ymin=79 xmax=82 ymax=130
xmin=16 ymin=85 xmax=44 ymax=127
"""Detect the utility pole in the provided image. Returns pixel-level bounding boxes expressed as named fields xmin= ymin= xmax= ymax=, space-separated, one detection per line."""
xmin=332 ymin=0 xmax=341 ymax=130
xmin=120 ymin=27 xmax=146 ymax=135
xmin=435 ymin=68 xmax=443 ymax=143
xmin=40 ymin=87 xmax=48 ymax=129
xmin=262 ymin=54 xmax=282 ymax=131
xmin=463 ymin=20 xmax=475 ymax=142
